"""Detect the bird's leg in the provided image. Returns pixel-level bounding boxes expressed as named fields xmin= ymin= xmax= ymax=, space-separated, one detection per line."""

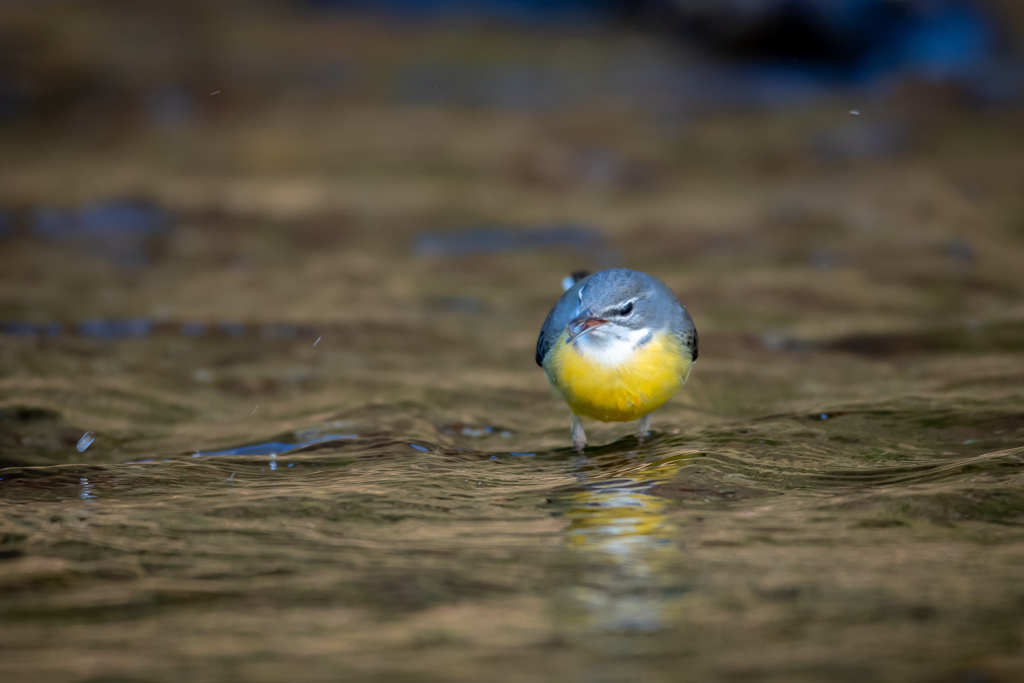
xmin=636 ymin=413 xmax=653 ymax=442
xmin=571 ymin=414 xmax=587 ymax=452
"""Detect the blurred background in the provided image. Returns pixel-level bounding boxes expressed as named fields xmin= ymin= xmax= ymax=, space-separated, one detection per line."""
xmin=1 ymin=0 xmax=1022 ymax=336
xmin=2 ymin=2 xmax=1024 ymax=681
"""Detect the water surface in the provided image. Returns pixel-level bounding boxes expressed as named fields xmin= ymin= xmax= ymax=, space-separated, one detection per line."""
xmin=2 ymin=10 xmax=1024 ymax=681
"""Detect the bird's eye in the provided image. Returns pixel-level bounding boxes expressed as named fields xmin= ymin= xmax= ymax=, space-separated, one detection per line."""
xmin=617 ymin=302 xmax=633 ymax=316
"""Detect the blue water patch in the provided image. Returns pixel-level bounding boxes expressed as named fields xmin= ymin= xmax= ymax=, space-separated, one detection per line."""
xmin=181 ymin=321 xmax=206 ymax=337
xmin=510 ymin=452 xmax=536 ymax=457
xmin=307 ymin=0 xmax=616 ymax=26
xmin=414 ymin=224 xmax=607 ymax=258
xmin=219 ymin=321 xmax=247 ymax=337
xmin=193 ymin=434 xmax=359 ymax=458
xmin=0 ymin=209 xmax=13 ymax=238
xmin=31 ymin=199 xmax=173 ymax=267
xmin=0 ymin=321 xmax=62 ymax=338
xmin=1 ymin=321 xmax=37 ymax=336
xmin=409 ymin=443 xmax=431 ymax=452
xmin=78 ymin=318 xmax=154 ymax=339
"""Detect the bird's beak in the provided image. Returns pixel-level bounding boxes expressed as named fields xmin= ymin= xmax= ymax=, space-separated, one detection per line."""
xmin=567 ymin=311 xmax=607 ymax=338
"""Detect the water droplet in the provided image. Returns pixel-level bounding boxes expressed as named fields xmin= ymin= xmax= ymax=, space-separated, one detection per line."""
xmin=314 ymin=336 xmax=322 ymax=346
xmin=228 ymin=472 xmax=235 ymax=480
xmin=76 ymin=432 xmax=95 ymax=452
xmin=849 ymin=109 xmax=860 ymax=115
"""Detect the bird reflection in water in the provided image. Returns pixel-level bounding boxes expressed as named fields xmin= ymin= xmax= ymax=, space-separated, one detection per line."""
xmin=555 ymin=449 xmax=699 ymax=634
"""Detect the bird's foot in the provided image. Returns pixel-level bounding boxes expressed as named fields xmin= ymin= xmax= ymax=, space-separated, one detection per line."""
xmin=571 ymin=414 xmax=587 ymax=452
xmin=636 ymin=414 xmax=652 ymax=445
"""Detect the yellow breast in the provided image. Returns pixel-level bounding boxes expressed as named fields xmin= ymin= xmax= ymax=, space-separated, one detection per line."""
xmin=545 ymin=330 xmax=692 ymax=422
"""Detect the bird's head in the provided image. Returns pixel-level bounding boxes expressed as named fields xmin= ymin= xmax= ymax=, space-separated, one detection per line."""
xmin=567 ymin=269 xmax=671 ymax=341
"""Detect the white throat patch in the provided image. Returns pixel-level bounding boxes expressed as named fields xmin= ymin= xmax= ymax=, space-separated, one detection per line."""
xmin=573 ymin=325 xmax=652 ymax=367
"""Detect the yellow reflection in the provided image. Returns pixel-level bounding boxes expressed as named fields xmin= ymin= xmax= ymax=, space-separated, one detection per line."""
xmin=559 ymin=452 xmax=696 ymax=633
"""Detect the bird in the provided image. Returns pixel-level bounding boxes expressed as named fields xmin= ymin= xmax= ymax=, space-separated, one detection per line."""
xmin=536 ymin=268 xmax=698 ymax=450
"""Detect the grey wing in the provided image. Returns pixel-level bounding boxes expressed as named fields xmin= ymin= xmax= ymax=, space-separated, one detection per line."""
xmin=671 ymin=305 xmax=698 ymax=362
xmin=535 ymin=281 xmax=585 ymax=367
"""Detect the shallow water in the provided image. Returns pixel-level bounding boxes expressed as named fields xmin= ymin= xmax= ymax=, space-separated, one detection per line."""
xmin=2 ymin=9 xmax=1024 ymax=682
xmin=2 ymin=321 xmax=1023 ymax=682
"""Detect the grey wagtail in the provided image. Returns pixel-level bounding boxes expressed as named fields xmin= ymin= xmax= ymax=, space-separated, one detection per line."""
xmin=536 ymin=268 xmax=698 ymax=449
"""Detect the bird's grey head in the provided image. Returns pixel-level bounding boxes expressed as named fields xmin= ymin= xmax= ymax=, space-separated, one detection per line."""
xmin=568 ymin=268 xmax=676 ymax=338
